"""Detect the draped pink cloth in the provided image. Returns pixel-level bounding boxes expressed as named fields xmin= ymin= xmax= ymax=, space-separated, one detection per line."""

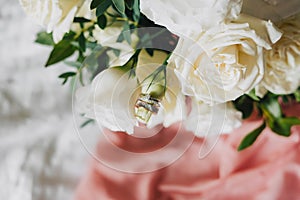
xmin=75 ymin=102 xmax=300 ymax=200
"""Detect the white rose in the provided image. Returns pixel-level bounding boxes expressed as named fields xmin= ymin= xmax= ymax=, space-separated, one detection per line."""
xmin=172 ymin=14 xmax=282 ymax=104
xmin=76 ymin=50 xmax=186 ymax=134
xmin=19 ymin=0 xmax=85 ymax=43
xmin=262 ymin=13 xmax=300 ymax=95
xmin=184 ymin=98 xmax=242 ymax=137
xmin=140 ymin=0 xmax=243 ymax=37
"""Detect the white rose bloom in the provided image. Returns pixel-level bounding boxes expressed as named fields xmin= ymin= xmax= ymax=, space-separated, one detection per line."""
xmin=19 ymin=0 xmax=85 ymax=43
xmin=76 ymin=51 xmax=186 ymax=134
xmin=262 ymin=13 xmax=300 ymax=94
xmin=185 ymin=98 xmax=242 ymax=137
xmin=140 ymin=0 xmax=243 ymax=37
xmin=172 ymin=14 xmax=282 ymax=104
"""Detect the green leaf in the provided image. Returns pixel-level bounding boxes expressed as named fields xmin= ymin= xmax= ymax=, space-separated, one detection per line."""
xmin=247 ymin=89 xmax=260 ymax=101
xmin=145 ymin=48 xmax=154 ymax=57
xmin=112 ymin=49 xmax=121 ymax=56
xmin=238 ymin=122 xmax=266 ymax=151
xmin=64 ymin=61 xmax=82 ymax=68
xmin=58 ymin=72 xmax=77 ymax=78
xmin=233 ymin=95 xmax=254 ymax=119
xmin=261 ymin=94 xmax=282 ymax=118
xmin=117 ymin=32 xmax=124 ymax=42
xmin=62 ymin=31 xmax=76 ymax=40
xmin=46 ymin=40 xmax=76 ymax=67
xmin=74 ymin=17 xmax=91 ymax=23
xmin=35 ymin=32 xmax=54 ymax=46
xmin=58 ymin=72 xmax=77 ymax=84
xmin=125 ymin=0 xmax=134 ymax=9
xmin=281 ymin=95 xmax=290 ymax=103
xmin=132 ymin=0 xmax=140 ymax=22
xmin=97 ymin=14 xmax=107 ymax=29
xmin=80 ymin=119 xmax=95 ymax=128
xmin=96 ymin=0 xmax=112 ymax=17
xmin=270 ymin=117 xmax=300 ymax=137
xmin=122 ymin=22 xmax=131 ymax=44
xmin=78 ymin=33 xmax=86 ymax=52
xmin=86 ymin=41 xmax=98 ymax=49
xmin=294 ymin=90 xmax=300 ymax=102
xmin=143 ymin=65 xmax=167 ymax=99
xmin=91 ymin=0 xmax=102 ymax=9
xmin=112 ymin=0 xmax=125 ymax=15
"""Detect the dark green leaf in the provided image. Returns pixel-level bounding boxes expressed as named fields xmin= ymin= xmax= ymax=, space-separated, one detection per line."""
xmin=96 ymin=0 xmax=112 ymax=17
xmin=97 ymin=14 xmax=107 ymax=29
xmin=271 ymin=117 xmax=300 ymax=137
xmin=233 ymin=95 xmax=254 ymax=119
xmin=46 ymin=40 xmax=76 ymax=67
xmin=238 ymin=122 xmax=266 ymax=151
xmin=112 ymin=0 xmax=125 ymax=15
xmin=125 ymin=0 xmax=134 ymax=9
xmin=58 ymin=72 xmax=77 ymax=84
xmin=91 ymin=0 xmax=102 ymax=9
xmin=78 ymin=33 xmax=86 ymax=52
xmin=281 ymin=95 xmax=290 ymax=103
xmin=80 ymin=119 xmax=95 ymax=128
xmin=35 ymin=32 xmax=54 ymax=46
xmin=145 ymin=48 xmax=154 ymax=57
xmin=58 ymin=72 xmax=77 ymax=78
xmin=62 ymin=31 xmax=76 ymax=40
xmin=74 ymin=17 xmax=91 ymax=23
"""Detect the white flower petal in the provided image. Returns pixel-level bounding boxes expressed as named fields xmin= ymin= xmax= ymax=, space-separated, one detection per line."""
xmin=76 ymin=68 xmax=139 ymax=134
xmin=140 ymin=0 xmax=243 ymax=37
xmin=19 ymin=0 xmax=85 ymax=43
xmin=185 ymin=99 xmax=242 ymax=137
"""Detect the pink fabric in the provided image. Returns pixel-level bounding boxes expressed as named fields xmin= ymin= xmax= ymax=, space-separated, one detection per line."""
xmin=75 ymin=102 xmax=300 ymax=200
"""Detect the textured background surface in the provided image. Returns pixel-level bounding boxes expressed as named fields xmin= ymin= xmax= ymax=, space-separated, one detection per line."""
xmin=0 ymin=1 xmax=96 ymax=199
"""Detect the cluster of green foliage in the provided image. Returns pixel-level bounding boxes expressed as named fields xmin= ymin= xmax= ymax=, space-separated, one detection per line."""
xmin=234 ymin=89 xmax=300 ymax=151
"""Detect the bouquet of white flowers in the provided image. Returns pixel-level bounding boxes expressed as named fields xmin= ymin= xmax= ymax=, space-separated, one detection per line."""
xmin=20 ymin=0 xmax=300 ymax=150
